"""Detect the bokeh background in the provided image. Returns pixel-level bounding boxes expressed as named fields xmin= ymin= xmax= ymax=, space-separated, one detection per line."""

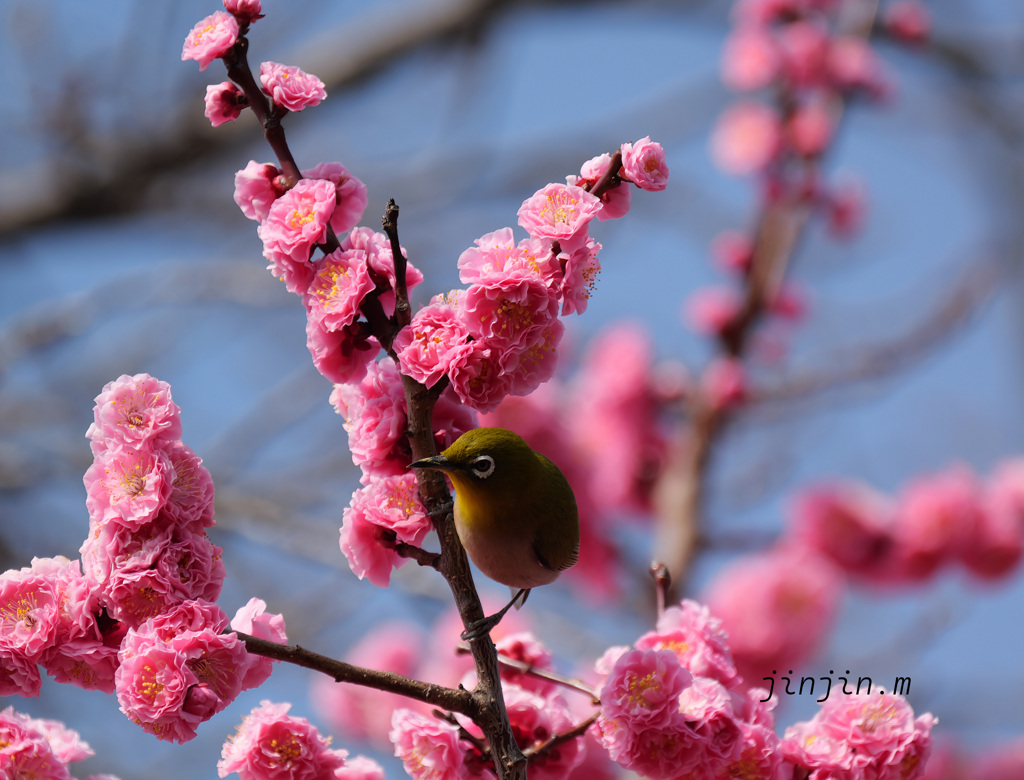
xmin=2 ymin=0 xmax=1024 ymax=777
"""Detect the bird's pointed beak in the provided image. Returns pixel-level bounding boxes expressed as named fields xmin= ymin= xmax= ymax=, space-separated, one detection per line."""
xmin=408 ymin=454 xmax=452 ymax=472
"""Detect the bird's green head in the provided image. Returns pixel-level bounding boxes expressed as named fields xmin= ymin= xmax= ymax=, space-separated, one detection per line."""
xmin=408 ymin=427 xmax=539 ymax=491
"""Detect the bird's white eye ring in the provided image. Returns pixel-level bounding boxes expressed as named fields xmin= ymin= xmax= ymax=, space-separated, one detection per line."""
xmin=471 ymin=455 xmax=495 ymax=479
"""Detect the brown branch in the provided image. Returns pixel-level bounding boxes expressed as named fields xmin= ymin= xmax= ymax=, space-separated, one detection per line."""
xmin=523 ymin=713 xmax=600 ymax=761
xmin=653 ymin=0 xmax=882 ymax=601
xmin=456 ymin=644 xmax=601 ymax=704
xmin=235 ymin=632 xmax=478 ymax=716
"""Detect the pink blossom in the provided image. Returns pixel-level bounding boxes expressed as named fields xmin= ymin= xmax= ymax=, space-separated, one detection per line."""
xmin=711 ymin=101 xmax=782 ymax=176
xmin=340 ymin=474 xmax=431 ymax=587
xmin=224 ymin=0 xmax=263 ymax=23
xmin=234 ymin=161 xmax=284 ymax=224
xmin=711 ymin=230 xmax=754 ymax=274
xmin=447 ymin=339 xmax=512 ymax=414
xmin=598 ymin=718 xmax=703 ymax=780
xmin=492 ymin=685 xmax=584 ymax=780
xmin=0 ymin=648 xmax=42 ymax=696
xmin=884 ymin=0 xmax=931 ymax=45
xmin=620 ymin=136 xmax=669 ymax=192
xmin=336 ymin=755 xmax=386 ymax=779
xmin=258 ymin=178 xmax=337 ymax=265
xmin=163 ymin=441 xmax=216 ymax=529
xmin=40 ymin=636 xmax=120 ymax=694
xmin=678 ymin=676 xmax=744 ymax=769
xmin=305 ymin=318 xmax=379 ymax=386
xmin=219 ymin=700 xmax=346 ymax=780
xmin=0 ymin=707 xmax=94 ymax=777
xmin=463 ymin=276 xmax=559 ymax=351
xmin=117 ymin=610 xmax=247 ymax=742
xmin=501 ymin=316 xmax=564 ymax=397
xmin=713 ymin=721 xmax=788 ymax=780
xmin=567 ymin=154 xmax=631 ymax=221
xmin=394 ymin=301 xmax=473 ymax=388
xmin=231 ymin=597 xmax=288 ymax=691
xmin=259 ymin=61 xmax=326 ymax=112
xmin=787 ymin=99 xmax=834 ymax=157
xmin=968 ymin=459 xmax=1024 ymax=578
xmin=722 ymin=27 xmax=780 ymax=92
xmin=86 ymin=374 xmax=182 ymax=451
xmin=302 ymin=162 xmax=368 ymax=235
xmin=81 ymin=520 xmax=224 ymax=628
xmin=567 ymin=322 xmax=663 ymax=514
xmin=342 ymin=227 xmax=424 ymax=317
xmin=84 ymin=444 xmax=173 ymax=530
xmin=599 ymin=648 xmax=692 ymax=730
xmin=558 ymin=238 xmax=602 ymax=315
xmin=390 ymin=709 xmax=475 ymax=780
xmin=828 ymin=36 xmax=890 ymax=99
xmin=685 ymin=286 xmax=743 ymax=336
xmin=331 ymin=359 xmax=410 ymax=477
xmin=789 ymin=481 xmax=895 ymax=576
xmin=494 ymin=632 xmax=556 ymax=696
xmin=768 ymin=283 xmax=808 ymax=321
xmin=703 ymin=545 xmax=843 ymax=686
xmin=0 ymin=563 xmax=61 ymax=659
xmin=702 ymin=357 xmax=748 ymax=412
xmin=304 ymin=248 xmax=375 ymax=331
xmin=182 ymin=11 xmax=238 ymax=71
xmin=893 ymin=465 xmax=981 ymax=580
xmin=313 ymin=622 xmax=428 ymax=748
xmin=782 ymin=692 xmax=935 ymax=780
xmin=777 ymin=20 xmax=831 ymax=89
xmin=517 ymin=183 xmax=602 ymax=254
xmin=638 ymin=599 xmax=740 ymax=689
xmin=456 ymin=228 xmax=559 ymax=289
xmin=205 ymin=81 xmax=246 ymax=127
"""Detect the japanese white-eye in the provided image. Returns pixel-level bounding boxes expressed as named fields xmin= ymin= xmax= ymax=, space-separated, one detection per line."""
xmin=410 ymin=427 xmax=580 ymax=636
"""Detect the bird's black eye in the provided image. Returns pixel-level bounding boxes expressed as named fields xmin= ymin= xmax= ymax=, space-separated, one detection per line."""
xmin=471 ymin=455 xmax=495 ymax=479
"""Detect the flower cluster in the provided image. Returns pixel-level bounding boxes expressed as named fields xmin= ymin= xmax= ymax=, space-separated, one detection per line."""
xmin=115 ymin=600 xmax=249 ymax=743
xmin=80 ymin=374 xmax=222 ymax=628
xmin=219 ymin=700 xmax=385 ymax=780
xmin=781 ymin=692 xmax=935 ymax=778
xmin=1 ymin=372 xmax=288 ymax=747
xmin=596 ymin=600 xmax=786 ymax=780
xmin=405 ymin=140 xmax=668 ymax=414
xmin=0 ymin=706 xmax=112 ymax=780
xmin=596 ymin=598 xmax=935 ymax=780
xmin=789 ymin=461 xmax=1024 ymax=583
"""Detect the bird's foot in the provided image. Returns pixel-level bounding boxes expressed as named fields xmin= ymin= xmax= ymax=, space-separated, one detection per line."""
xmin=460 ymin=589 xmax=528 ymax=642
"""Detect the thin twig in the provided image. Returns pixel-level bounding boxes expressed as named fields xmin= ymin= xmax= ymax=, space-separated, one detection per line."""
xmin=523 ymin=713 xmax=600 ymax=761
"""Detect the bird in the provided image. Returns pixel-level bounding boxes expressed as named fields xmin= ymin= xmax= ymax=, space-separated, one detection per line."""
xmin=409 ymin=427 xmax=580 ymax=640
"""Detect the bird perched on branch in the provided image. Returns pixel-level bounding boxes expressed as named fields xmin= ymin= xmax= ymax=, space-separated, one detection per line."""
xmin=410 ymin=427 xmax=580 ymax=640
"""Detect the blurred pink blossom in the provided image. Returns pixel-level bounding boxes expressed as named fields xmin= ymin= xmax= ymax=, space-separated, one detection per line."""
xmin=884 ymin=0 xmax=931 ymax=44
xmin=685 ymin=286 xmax=743 ymax=336
xmin=703 ymin=545 xmax=843 ymax=686
xmin=224 ymin=0 xmax=263 ymax=22
xmin=722 ymin=26 xmax=780 ymax=91
xmin=711 ymin=230 xmax=754 ymax=274
xmin=787 ymin=99 xmax=834 ymax=158
xmin=702 ymin=357 xmax=748 ymax=412
xmin=968 ymin=459 xmax=1024 ymax=578
xmin=230 ymin=597 xmax=288 ymax=691
xmin=711 ymin=101 xmax=782 ymax=176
